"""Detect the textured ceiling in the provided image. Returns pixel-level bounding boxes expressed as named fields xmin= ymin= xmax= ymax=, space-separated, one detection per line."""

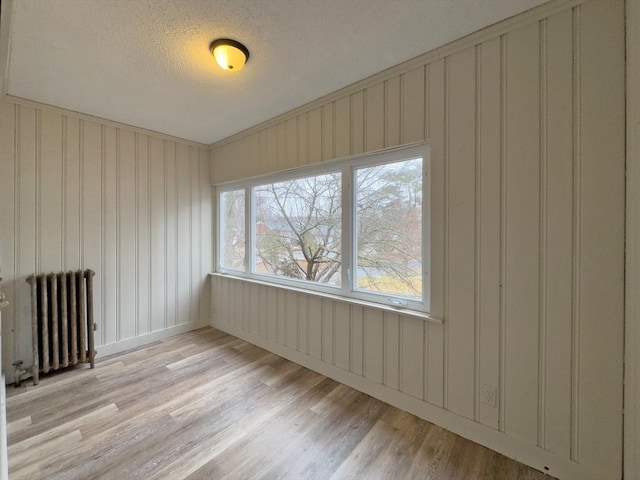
xmin=5 ymin=0 xmax=548 ymax=145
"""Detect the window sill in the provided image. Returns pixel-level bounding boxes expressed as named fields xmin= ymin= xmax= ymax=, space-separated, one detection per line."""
xmin=209 ymin=272 xmax=443 ymax=324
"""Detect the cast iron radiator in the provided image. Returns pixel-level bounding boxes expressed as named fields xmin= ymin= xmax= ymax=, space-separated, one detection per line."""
xmin=25 ymin=270 xmax=96 ymax=385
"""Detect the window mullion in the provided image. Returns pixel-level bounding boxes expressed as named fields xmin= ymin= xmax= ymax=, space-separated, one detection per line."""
xmin=216 ymin=189 xmax=223 ymax=271
xmin=423 ymin=157 xmax=431 ymax=310
xmin=245 ymin=185 xmax=253 ymax=275
xmin=341 ymin=165 xmax=352 ymax=296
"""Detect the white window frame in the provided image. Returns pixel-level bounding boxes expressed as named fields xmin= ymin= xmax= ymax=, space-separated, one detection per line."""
xmin=215 ymin=143 xmax=431 ymax=313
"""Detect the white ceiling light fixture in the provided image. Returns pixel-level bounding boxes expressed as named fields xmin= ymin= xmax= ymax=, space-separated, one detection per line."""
xmin=210 ymin=38 xmax=250 ymax=72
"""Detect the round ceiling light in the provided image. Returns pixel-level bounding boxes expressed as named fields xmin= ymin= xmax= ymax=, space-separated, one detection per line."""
xmin=210 ymin=38 xmax=250 ymax=72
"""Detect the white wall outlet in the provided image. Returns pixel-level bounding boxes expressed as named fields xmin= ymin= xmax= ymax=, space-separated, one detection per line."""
xmin=480 ymin=384 xmax=497 ymax=408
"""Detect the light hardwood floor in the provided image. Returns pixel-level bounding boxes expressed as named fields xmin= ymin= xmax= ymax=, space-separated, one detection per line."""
xmin=7 ymin=328 xmax=552 ymax=479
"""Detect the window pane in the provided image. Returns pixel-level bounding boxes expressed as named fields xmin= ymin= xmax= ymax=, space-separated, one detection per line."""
xmin=355 ymin=158 xmax=422 ymax=299
xmin=255 ymin=173 xmax=342 ymax=285
xmin=220 ymin=189 xmax=245 ymax=271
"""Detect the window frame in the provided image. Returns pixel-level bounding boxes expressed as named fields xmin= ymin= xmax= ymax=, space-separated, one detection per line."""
xmin=215 ymin=143 xmax=431 ymax=314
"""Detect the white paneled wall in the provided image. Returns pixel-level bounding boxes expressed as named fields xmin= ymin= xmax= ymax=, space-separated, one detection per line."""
xmin=0 ymin=98 xmax=212 ymax=380
xmin=210 ymin=0 xmax=625 ymax=479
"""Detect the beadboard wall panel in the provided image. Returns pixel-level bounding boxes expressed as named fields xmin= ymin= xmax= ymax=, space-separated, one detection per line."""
xmin=0 ymin=97 xmax=212 ymax=381
xmin=209 ymin=1 xmax=624 ymax=478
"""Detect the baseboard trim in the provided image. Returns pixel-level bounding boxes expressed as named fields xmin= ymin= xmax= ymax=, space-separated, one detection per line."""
xmin=213 ymin=320 xmax=611 ymax=480
xmin=97 ymin=321 xmax=206 ymax=358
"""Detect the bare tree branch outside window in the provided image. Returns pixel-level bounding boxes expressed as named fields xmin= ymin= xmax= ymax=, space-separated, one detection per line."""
xmin=255 ymin=173 xmax=342 ymax=284
xmin=356 ymin=158 xmax=422 ymax=298
xmin=220 ymin=189 xmax=245 ymax=271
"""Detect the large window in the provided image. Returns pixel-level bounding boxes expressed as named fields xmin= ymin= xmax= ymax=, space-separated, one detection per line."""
xmin=216 ymin=144 xmax=429 ymax=312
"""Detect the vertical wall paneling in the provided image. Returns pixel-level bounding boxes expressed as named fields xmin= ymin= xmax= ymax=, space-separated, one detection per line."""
xmin=39 ymin=110 xmax=63 ymax=274
xmin=446 ymin=46 xmax=477 ymax=420
xmin=176 ymin=144 xmax=191 ymax=325
xmin=321 ymin=298 xmax=334 ymax=364
xmin=244 ymin=282 xmax=251 ymax=333
xmin=255 ymin=130 xmax=266 ymax=176
xmin=276 ymin=288 xmax=285 ymax=345
xmin=400 ymin=315 xmax=424 ymax=399
xmin=577 ymin=0 xmax=624 ymax=472
xmin=118 ymin=129 xmax=136 ymax=340
xmin=401 ymin=67 xmax=425 ymax=144
xmin=538 ymin=20 xmax=549 ymax=448
xmin=350 ymin=305 xmax=364 ymax=376
xmin=543 ymin=9 xmax=573 ymax=456
xmin=15 ymin=106 xmax=36 ymax=363
xmin=477 ymin=37 xmax=502 ymax=430
xmin=275 ymin=122 xmax=286 ymax=172
xmin=364 ymin=82 xmax=384 ymax=152
xmin=350 ymin=92 xmax=364 ymax=155
xmin=199 ymin=148 xmax=211 ymax=325
xmin=103 ymin=126 xmax=117 ymax=344
xmin=0 ymin=102 xmax=15 ymax=371
xmin=150 ymin=137 xmax=166 ymax=332
xmin=241 ymin=138 xmax=254 ymax=180
xmin=307 ymin=108 xmax=322 ymax=165
xmin=64 ymin=117 xmax=81 ymax=271
xmin=384 ymin=312 xmax=400 ymax=390
xmin=258 ymin=285 xmax=268 ymax=338
xmin=249 ymin=284 xmax=259 ymax=335
xmin=247 ymin=134 xmax=259 ymax=180
xmin=424 ymin=65 xmax=430 ymax=141
xmin=296 ymin=114 xmax=308 ymax=166
xmin=284 ymin=117 xmax=297 ymax=170
xmin=235 ymin=275 xmax=244 ymax=332
xmin=474 ymin=44 xmax=482 ymax=425
xmin=364 ymin=308 xmax=383 ymax=384
xmin=210 ymin=144 xmax=223 ymax=185
xmin=266 ymin=285 xmax=277 ymax=341
xmin=190 ymin=146 xmax=202 ymax=323
xmin=137 ymin=135 xmax=151 ymax=335
xmin=499 ymin=33 xmax=508 ymax=433
xmin=284 ymin=290 xmax=298 ymax=350
xmin=230 ymin=279 xmax=239 ymax=330
xmin=625 ymin=1 xmax=640 ymax=477
xmin=321 ymin=103 xmax=334 ymax=161
xmin=385 ymin=77 xmax=401 ymax=148
xmin=215 ymin=277 xmax=223 ymax=327
xmin=422 ymin=315 xmax=429 ymax=402
xmin=297 ymin=294 xmax=308 ymax=355
xmin=334 ymin=302 xmax=350 ymax=371
xmin=82 ymin=121 xmax=103 ymax=345
xmin=308 ymin=296 xmax=322 ymax=359
xmin=165 ymin=142 xmax=177 ymax=329
xmin=426 ymin=58 xmax=445 ymax=408
xmin=504 ymin=22 xmax=541 ymax=444
xmin=334 ymin=96 xmax=350 ymax=159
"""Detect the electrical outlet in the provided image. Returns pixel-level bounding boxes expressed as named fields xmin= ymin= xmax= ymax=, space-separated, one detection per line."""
xmin=480 ymin=384 xmax=497 ymax=408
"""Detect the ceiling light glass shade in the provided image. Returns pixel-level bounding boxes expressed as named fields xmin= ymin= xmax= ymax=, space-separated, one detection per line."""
xmin=210 ymin=39 xmax=249 ymax=71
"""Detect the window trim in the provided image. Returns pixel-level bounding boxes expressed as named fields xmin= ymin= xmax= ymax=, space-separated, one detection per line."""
xmin=215 ymin=143 xmax=431 ymax=314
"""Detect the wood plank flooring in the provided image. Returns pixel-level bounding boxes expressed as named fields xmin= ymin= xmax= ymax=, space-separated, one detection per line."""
xmin=7 ymin=328 xmax=553 ymax=479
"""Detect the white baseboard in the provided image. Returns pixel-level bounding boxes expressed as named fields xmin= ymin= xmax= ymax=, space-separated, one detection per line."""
xmin=91 ymin=321 xmax=207 ymax=358
xmin=212 ymin=320 xmax=612 ymax=480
